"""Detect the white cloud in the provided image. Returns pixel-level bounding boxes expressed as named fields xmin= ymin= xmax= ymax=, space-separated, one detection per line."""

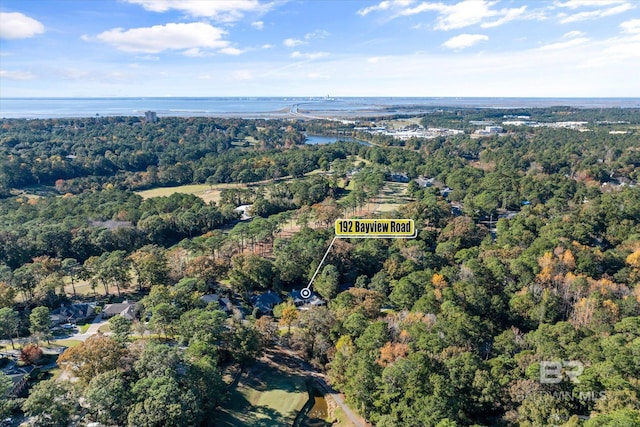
xmin=536 ymin=37 xmax=589 ymax=50
xmin=600 ymin=38 xmax=640 ymax=62
xmin=620 ymin=19 xmax=640 ymax=34
xmin=558 ymin=3 xmax=634 ymax=23
xmin=305 ymin=30 xmax=329 ymax=40
xmin=90 ymin=22 xmax=228 ymax=54
xmin=391 ymin=0 xmax=533 ymax=30
xmin=399 ymin=2 xmax=449 ymax=17
xmin=290 ymin=51 xmax=329 ymax=60
xmin=125 ymin=0 xmax=270 ymax=21
xmin=283 ymin=31 xmax=327 ymax=48
xmin=284 ymin=38 xmax=306 ymax=47
xmin=183 ymin=48 xmax=206 ymax=57
xmin=219 ymin=47 xmax=244 ymax=55
xmin=481 ymin=6 xmax=527 ymax=28
xmin=0 ymin=69 xmax=36 ymax=80
xmin=232 ymin=70 xmax=253 ymax=80
xmin=579 ymin=30 xmax=640 ymax=66
xmin=563 ymin=30 xmax=586 ymax=38
xmin=251 ymin=21 xmax=264 ymax=30
xmin=555 ymin=0 xmax=627 ymax=9
xmin=262 ymin=44 xmax=274 ymax=49
xmin=57 ymin=68 xmax=90 ymax=79
xmin=0 ymin=12 xmax=44 ymax=39
xmin=442 ymin=33 xmax=488 ymax=49
xmin=357 ymin=0 xmax=413 ymax=16
xmin=307 ymin=72 xmax=328 ymax=79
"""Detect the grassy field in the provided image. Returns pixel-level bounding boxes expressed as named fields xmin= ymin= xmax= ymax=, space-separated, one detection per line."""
xmin=136 ymin=183 xmax=245 ymax=204
xmin=134 ymin=169 xmax=327 ymax=204
xmin=339 ymin=181 xmax=410 ymax=216
xmin=377 ymin=117 xmax=423 ymax=129
xmin=373 ymin=182 xmax=410 ymax=213
xmin=217 ymin=351 xmax=309 ymax=427
xmin=49 ymin=339 xmax=82 ymax=348
xmin=1 ymin=339 xmax=82 ymax=351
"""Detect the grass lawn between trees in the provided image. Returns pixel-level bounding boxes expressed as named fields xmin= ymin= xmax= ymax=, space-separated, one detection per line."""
xmin=135 ymin=183 xmax=244 ymax=204
xmin=134 ymin=168 xmax=328 ymax=205
xmin=216 ymin=357 xmax=308 ymax=426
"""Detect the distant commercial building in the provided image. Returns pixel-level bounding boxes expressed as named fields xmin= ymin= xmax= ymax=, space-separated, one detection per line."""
xmin=473 ymin=125 xmax=503 ymax=136
xmin=145 ymin=111 xmax=157 ymax=123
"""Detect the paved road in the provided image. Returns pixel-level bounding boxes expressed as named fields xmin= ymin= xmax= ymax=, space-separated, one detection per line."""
xmin=1 ymin=314 xmax=108 ymax=351
xmin=314 ymin=377 xmax=372 ymax=427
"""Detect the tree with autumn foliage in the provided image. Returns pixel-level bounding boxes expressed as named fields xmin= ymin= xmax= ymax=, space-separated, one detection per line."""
xmin=278 ymin=301 xmax=299 ymax=335
xmin=57 ymin=334 xmax=128 ymax=384
xmin=20 ymin=343 xmax=44 ymax=365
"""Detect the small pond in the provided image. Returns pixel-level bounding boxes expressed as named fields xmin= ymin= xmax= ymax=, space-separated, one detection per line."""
xmin=304 ymin=134 xmax=370 ymax=146
xmin=301 ymin=388 xmax=330 ymax=427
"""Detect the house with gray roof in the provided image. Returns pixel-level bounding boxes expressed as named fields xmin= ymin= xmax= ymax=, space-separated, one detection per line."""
xmin=52 ymin=303 xmax=95 ymax=324
xmin=251 ymin=291 xmax=282 ymax=314
xmin=102 ymin=300 xmax=137 ymax=320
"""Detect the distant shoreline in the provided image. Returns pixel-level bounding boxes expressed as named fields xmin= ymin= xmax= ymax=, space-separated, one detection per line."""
xmin=1 ymin=97 xmax=638 ymax=119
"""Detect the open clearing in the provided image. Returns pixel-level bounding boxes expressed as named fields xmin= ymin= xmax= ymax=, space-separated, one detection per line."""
xmin=216 ymin=349 xmax=310 ymax=427
xmin=373 ymin=182 xmax=410 ymax=213
xmin=135 ymin=169 xmax=326 ymax=204
xmin=377 ymin=117 xmax=423 ymax=129
xmin=136 ymin=183 xmax=246 ymax=204
xmin=339 ymin=181 xmax=410 ymax=216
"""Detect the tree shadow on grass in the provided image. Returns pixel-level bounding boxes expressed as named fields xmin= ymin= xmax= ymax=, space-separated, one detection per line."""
xmin=217 ymin=395 xmax=292 ymax=427
xmin=240 ymin=359 xmax=306 ymax=394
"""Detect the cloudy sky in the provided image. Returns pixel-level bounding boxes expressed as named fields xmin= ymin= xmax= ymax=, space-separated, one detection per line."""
xmin=1 ymin=0 xmax=639 ymax=97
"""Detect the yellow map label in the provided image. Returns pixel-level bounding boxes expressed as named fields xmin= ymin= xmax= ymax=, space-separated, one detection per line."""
xmin=335 ymin=219 xmax=416 ymax=238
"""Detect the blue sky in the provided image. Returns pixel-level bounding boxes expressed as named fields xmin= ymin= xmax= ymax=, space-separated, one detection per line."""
xmin=1 ymin=0 xmax=639 ymax=97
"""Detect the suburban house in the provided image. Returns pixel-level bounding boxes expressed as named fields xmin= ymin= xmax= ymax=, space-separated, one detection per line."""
xmin=234 ymin=204 xmax=253 ymax=220
xmin=389 ymin=172 xmax=410 ymax=183
xmin=200 ymin=294 xmax=233 ymax=312
xmin=289 ymin=289 xmax=325 ymax=309
xmin=1 ymin=359 xmax=35 ymax=397
xmin=51 ymin=303 xmax=95 ymax=324
xmin=251 ymin=291 xmax=282 ymax=314
xmin=101 ymin=300 xmax=138 ymax=320
xmin=415 ymin=176 xmax=434 ymax=188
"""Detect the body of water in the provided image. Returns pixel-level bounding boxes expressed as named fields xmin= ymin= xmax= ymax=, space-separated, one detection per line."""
xmin=304 ymin=134 xmax=370 ymax=146
xmin=1 ymin=97 xmax=638 ymax=119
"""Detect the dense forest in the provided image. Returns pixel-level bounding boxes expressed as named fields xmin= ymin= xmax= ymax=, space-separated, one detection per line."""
xmin=1 ymin=110 xmax=639 ymax=426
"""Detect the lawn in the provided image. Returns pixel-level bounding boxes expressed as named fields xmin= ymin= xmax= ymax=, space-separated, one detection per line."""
xmin=216 ymin=354 xmax=309 ymax=427
xmin=49 ymin=339 xmax=82 ymax=348
xmin=136 ymin=183 xmax=243 ymax=204
xmin=338 ymin=181 xmax=410 ymax=216
xmin=135 ymin=170 xmax=328 ymax=205
xmin=372 ymin=182 xmax=410 ymax=213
